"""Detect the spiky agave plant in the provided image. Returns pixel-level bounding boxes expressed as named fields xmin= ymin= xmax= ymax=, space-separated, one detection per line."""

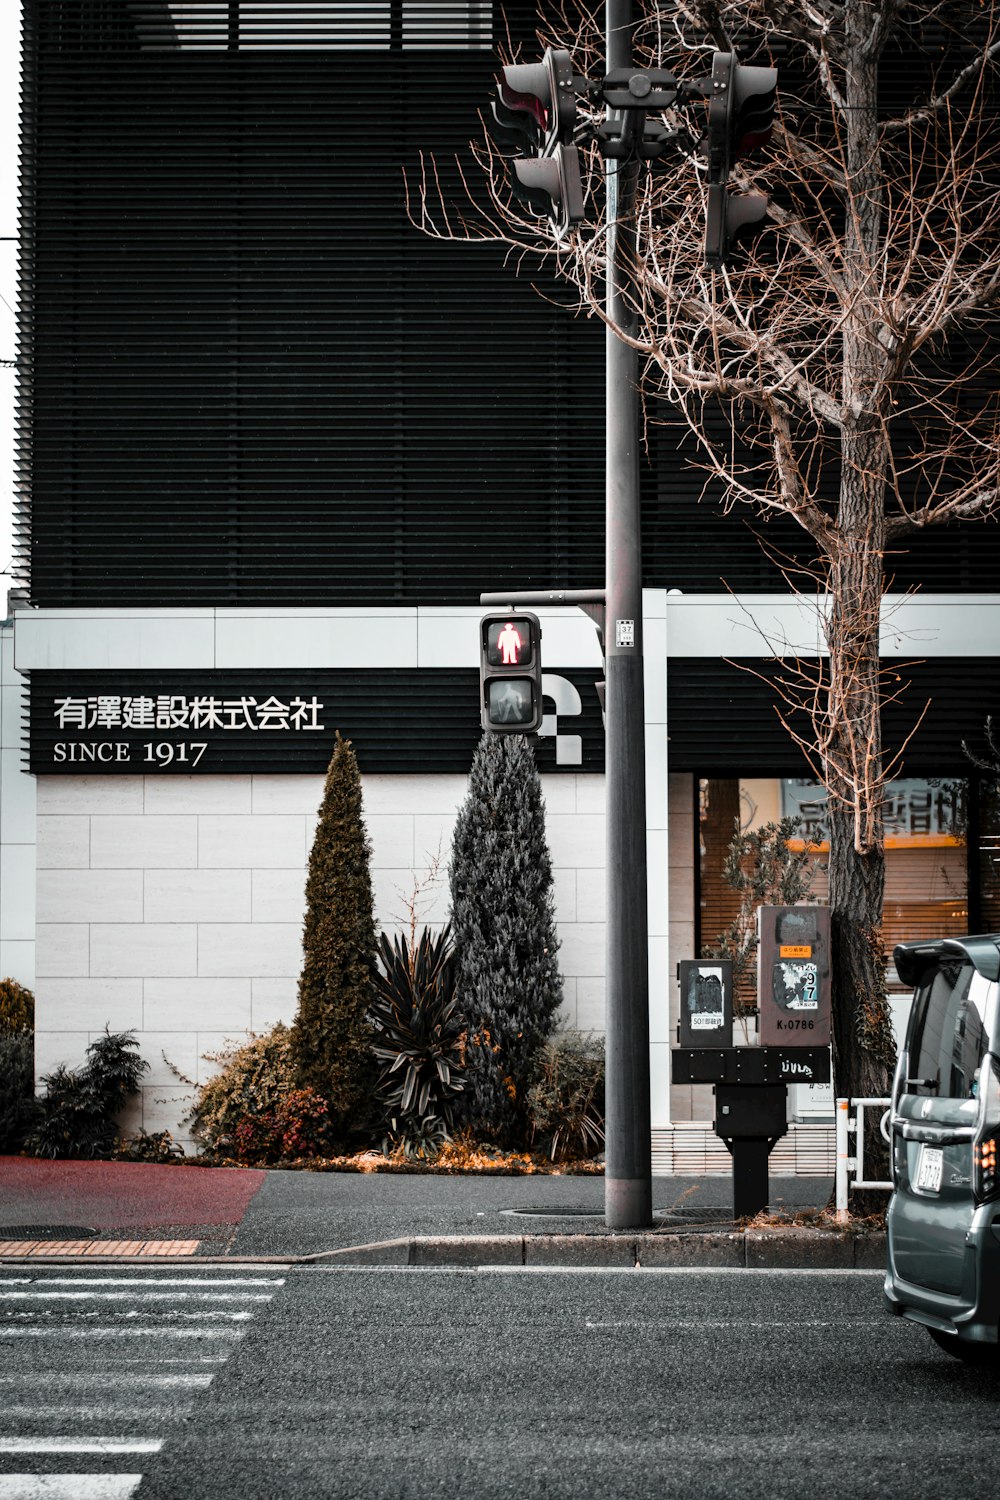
xmin=370 ymin=923 xmax=465 ymax=1157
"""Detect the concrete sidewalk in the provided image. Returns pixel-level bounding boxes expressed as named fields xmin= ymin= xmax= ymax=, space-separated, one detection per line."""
xmin=0 ymin=1156 xmax=885 ymax=1268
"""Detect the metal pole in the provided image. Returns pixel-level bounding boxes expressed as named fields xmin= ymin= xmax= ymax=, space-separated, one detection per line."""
xmin=835 ymin=1098 xmax=850 ymax=1221
xmin=604 ymin=0 xmax=652 ymax=1230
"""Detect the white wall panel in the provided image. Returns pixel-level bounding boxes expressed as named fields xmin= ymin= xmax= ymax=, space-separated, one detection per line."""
xmin=251 ymin=977 xmax=298 ymax=1032
xmin=143 ymin=775 xmax=252 ymax=815
xmin=91 ymin=923 xmax=198 ymax=978
xmin=14 ymin=612 xmax=216 ymax=670
xmin=39 ymin=978 xmax=143 ymax=1032
xmin=90 ymin=815 xmax=198 ymax=869
xmin=363 ymin=773 xmax=467 ymax=816
xmin=36 ymin=815 xmax=91 ymax=868
xmin=0 ymin=751 xmax=37 ymax=842
xmin=39 ymin=868 xmax=143 ymax=925
xmin=576 ymin=977 xmax=606 ymax=1031
xmin=197 ymin=814 xmax=306 ymax=869
xmin=145 ymin=868 xmax=252 ymax=923
xmin=556 ymin=922 xmax=606 ymax=979
xmin=144 ymin=977 xmax=253 ymax=1032
xmin=366 ymin=814 xmax=416 ymax=869
xmin=0 ymin=844 xmax=36 ymax=940
xmin=37 ymin=776 xmax=144 ymax=815
xmin=36 ymin=923 xmax=90 ymax=977
xmin=216 ymin=611 xmax=419 ymax=668
xmin=0 ymin=941 xmax=35 ymax=987
xmin=251 ymin=868 xmax=307 ymax=924
xmin=251 ymin=775 xmax=323 ymax=814
xmin=546 ymin=813 xmax=605 ymax=868
xmin=197 ymin=922 xmax=301 ymax=978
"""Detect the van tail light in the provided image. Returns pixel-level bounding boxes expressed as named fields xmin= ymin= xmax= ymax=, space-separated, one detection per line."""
xmin=974 ymin=1137 xmax=998 ymax=1200
xmin=973 ymin=1058 xmax=1000 ymax=1204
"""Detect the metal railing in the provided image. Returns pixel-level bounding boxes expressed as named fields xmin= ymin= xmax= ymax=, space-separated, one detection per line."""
xmin=834 ymin=1096 xmax=892 ymax=1220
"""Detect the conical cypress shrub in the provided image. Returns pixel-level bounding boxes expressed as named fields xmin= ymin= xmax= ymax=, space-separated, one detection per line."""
xmin=448 ymin=733 xmax=563 ymax=1146
xmin=290 ymin=732 xmax=378 ymax=1141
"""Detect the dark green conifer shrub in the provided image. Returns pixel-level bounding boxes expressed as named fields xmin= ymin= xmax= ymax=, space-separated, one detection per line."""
xmin=25 ymin=1029 xmax=148 ymax=1160
xmin=448 ymin=733 xmax=563 ymax=1147
xmin=290 ymin=733 xmax=378 ymax=1140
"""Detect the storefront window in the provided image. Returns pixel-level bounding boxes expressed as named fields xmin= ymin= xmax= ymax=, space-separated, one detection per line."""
xmin=698 ymin=776 xmax=970 ymax=986
xmin=980 ymin=780 xmax=1000 ymax=933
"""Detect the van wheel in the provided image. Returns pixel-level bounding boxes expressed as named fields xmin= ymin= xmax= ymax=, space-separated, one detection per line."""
xmin=927 ymin=1327 xmax=1000 ymax=1365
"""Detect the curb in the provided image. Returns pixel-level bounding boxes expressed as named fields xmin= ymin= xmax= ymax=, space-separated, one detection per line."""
xmin=0 ymin=1230 xmax=887 ymax=1271
xmin=304 ymin=1228 xmax=887 ymax=1270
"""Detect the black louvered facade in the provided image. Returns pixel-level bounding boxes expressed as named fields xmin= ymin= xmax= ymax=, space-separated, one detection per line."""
xmin=18 ymin=0 xmax=1000 ymax=608
xmin=666 ymin=658 xmax=1000 ymax=777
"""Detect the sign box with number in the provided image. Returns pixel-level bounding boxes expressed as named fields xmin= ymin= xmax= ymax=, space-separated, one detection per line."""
xmin=757 ymin=904 xmax=831 ymax=1048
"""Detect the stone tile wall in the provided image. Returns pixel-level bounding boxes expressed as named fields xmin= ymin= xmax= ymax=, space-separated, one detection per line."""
xmin=31 ymin=770 xmax=611 ymax=1146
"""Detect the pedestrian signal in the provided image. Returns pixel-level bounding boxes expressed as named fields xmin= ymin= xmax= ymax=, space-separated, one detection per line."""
xmin=479 ymin=612 xmax=543 ymax=734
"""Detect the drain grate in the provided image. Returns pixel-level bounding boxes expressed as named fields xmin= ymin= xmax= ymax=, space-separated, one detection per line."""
xmin=654 ymin=1207 xmax=735 ymax=1222
xmin=501 ymin=1208 xmax=604 ymax=1219
xmin=0 ymin=1225 xmax=98 ymax=1239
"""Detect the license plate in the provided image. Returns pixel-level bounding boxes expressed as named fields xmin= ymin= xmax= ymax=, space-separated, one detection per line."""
xmin=915 ymin=1144 xmax=943 ymax=1193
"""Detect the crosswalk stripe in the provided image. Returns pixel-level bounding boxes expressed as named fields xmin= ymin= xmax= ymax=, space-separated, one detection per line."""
xmin=17 ymin=1278 xmax=285 ymax=1287
xmin=2 ymin=1310 xmax=253 ymax=1321
xmin=0 ymin=1439 xmax=163 ymax=1454
xmin=0 ymin=1373 xmax=215 ymax=1388
xmin=0 ymin=1268 xmax=282 ymax=1495
xmin=0 ymin=1291 xmax=274 ymax=1301
xmin=4 ymin=1403 xmax=200 ymax=1421
xmin=0 ymin=1479 xmax=143 ymax=1498
xmin=0 ymin=1327 xmax=245 ymax=1338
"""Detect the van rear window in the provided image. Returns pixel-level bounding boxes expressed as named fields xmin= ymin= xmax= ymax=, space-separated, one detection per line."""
xmin=909 ymin=961 xmax=990 ymax=1099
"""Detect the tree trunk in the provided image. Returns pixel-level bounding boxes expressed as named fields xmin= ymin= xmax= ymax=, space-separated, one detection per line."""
xmin=825 ymin=8 xmax=898 ymax=1187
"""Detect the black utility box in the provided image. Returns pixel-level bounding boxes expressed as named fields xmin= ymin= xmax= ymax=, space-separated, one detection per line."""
xmin=714 ymin=1083 xmax=788 ymax=1139
xmin=670 ymin=1046 xmax=831 ymax=1086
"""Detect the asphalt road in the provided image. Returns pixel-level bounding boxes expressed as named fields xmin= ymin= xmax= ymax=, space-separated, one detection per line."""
xmin=1 ymin=1264 xmax=996 ymax=1500
xmin=0 ymin=1158 xmax=833 ymax=1255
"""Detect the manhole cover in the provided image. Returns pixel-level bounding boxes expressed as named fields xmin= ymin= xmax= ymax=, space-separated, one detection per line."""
xmin=0 ymin=1225 xmax=98 ymax=1239
xmin=501 ymin=1208 xmax=604 ymax=1219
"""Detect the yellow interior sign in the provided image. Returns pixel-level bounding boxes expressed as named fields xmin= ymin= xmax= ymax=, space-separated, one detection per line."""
xmin=779 ymin=944 xmax=812 ymax=958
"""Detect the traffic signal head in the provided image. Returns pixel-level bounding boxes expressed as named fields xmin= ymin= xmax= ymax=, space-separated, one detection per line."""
xmin=731 ymin=64 xmax=777 ymax=159
xmin=704 ymin=51 xmax=777 ymax=183
xmin=498 ymin=49 xmax=577 ymax=149
xmin=479 ymin=612 xmax=543 ymax=735
xmin=704 ymin=182 xmax=769 ymax=269
xmin=512 ymin=146 xmax=585 ymax=229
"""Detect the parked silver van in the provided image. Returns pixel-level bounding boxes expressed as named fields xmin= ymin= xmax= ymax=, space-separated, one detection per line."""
xmin=885 ymin=935 xmax=1000 ymax=1364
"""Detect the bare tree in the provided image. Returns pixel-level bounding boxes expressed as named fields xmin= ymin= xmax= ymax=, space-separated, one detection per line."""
xmin=410 ymin=0 xmax=1000 ymax=1110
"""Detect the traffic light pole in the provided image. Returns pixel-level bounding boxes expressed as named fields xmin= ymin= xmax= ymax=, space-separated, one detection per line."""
xmin=603 ymin=0 xmax=652 ymax=1230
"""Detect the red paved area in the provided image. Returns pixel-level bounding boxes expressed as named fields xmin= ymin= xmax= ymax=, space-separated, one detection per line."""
xmin=0 ymin=1157 xmax=265 ymax=1230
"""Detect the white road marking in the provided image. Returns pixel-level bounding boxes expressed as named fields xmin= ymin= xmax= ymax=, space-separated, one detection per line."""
xmin=0 ymin=1291 xmax=274 ymax=1301
xmin=0 ymin=1438 xmax=163 ymax=1454
xmin=3 ymin=1404 xmax=198 ymax=1421
xmin=0 ymin=1267 xmax=282 ymax=1496
xmin=28 ymin=1277 xmax=284 ymax=1287
xmin=584 ymin=1317 xmax=887 ymax=1329
xmin=0 ymin=1373 xmax=214 ymax=1388
xmin=0 ymin=1479 xmax=143 ymax=1498
xmin=0 ymin=1327 xmax=244 ymax=1338
xmin=3 ymin=1310 xmax=252 ymax=1321
xmin=307 ymin=1264 xmax=886 ymax=1277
